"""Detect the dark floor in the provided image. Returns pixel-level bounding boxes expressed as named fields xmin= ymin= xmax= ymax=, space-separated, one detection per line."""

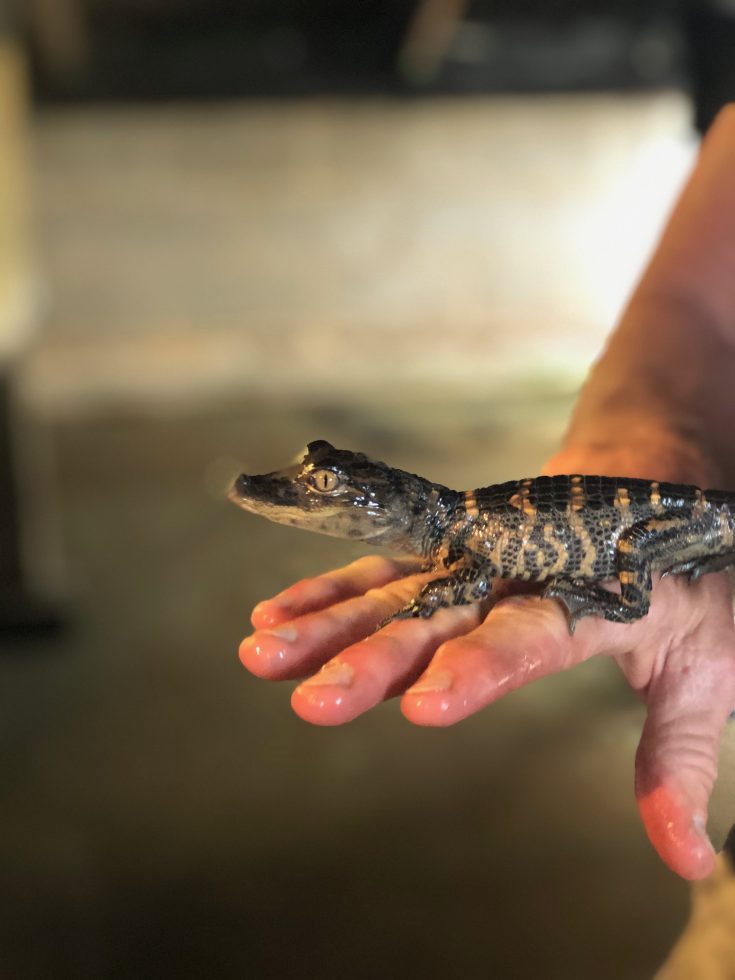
xmin=0 ymin=394 xmax=689 ymax=979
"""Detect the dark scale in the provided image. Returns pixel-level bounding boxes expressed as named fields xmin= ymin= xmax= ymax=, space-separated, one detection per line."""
xmin=230 ymin=442 xmax=735 ymax=632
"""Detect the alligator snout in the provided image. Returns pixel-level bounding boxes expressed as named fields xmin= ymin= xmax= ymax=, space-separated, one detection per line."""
xmin=231 ymin=474 xmax=251 ymax=499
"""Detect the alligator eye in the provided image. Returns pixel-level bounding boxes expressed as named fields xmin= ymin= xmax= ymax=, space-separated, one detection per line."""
xmin=310 ymin=469 xmax=341 ymax=493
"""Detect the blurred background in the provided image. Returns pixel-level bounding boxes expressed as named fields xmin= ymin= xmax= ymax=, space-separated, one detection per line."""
xmin=2 ymin=1 xmax=735 ymax=977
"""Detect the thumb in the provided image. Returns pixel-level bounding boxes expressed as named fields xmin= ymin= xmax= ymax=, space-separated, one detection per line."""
xmin=635 ymin=647 xmax=735 ymax=880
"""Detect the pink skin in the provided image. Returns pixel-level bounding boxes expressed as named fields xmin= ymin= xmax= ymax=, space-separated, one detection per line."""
xmin=240 ymin=504 xmax=735 ymax=881
xmin=242 ymin=563 xmax=735 ymax=882
xmin=240 ymin=106 xmax=735 ymax=882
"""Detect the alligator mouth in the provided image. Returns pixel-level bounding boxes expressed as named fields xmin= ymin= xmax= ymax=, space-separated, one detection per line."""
xmin=228 ymin=473 xmax=301 ymax=515
xmin=229 ymin=470 xmax=353 ymax=534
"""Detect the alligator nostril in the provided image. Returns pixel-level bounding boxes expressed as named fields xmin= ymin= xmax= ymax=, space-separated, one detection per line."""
xmin=230 ymin=474 xmax=251 ymax=499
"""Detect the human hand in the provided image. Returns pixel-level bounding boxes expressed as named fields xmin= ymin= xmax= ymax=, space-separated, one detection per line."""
xmin=238 ymin=446 xmax=735 ymax=881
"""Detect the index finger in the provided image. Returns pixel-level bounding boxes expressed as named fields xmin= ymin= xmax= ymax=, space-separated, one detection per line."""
xmin=250 ymin=555 xmax=422 ymax=629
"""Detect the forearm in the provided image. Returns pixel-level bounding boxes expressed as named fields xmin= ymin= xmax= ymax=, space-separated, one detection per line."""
xmin=563 ymin=309 xmax=735 ymax=485
xmin=561 ymin=105 xmax=735 ymax=487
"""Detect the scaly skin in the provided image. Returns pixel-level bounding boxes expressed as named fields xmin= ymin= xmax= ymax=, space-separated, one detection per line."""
xmin=230 ymin=441 xmax=735 ymax=631
xmin=236 ymin=441 xmax=735 ymax=882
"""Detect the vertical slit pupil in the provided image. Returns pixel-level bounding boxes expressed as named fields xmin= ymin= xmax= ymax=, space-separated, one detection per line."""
xmin=314 ymin=470 xmax=336 ymax=491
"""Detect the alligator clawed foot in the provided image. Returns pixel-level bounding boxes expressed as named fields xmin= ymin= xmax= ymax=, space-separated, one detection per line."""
xmin=542 ymin=582 xmax=595 ymax=635
xmin=377 ymin=600 xmax=437 ymax=630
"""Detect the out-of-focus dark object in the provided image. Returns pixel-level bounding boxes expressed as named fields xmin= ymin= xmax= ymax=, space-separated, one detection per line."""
xmin=0 ymin=18 xmax=62 ymax=634
xmin=399 ymin=0 xmax=685 ymax=93
xmin=25 ymin=0 xmax=90 ymax=91
xmin=25 ymin=0 xmax=415 ymax=99
xmin=22 ymin=1 xmax=735 ymax=130
xmin=685 ymin=0 xmax=735 ymax=132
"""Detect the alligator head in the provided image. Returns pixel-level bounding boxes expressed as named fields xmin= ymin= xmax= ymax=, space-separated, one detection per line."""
xmin=229 ymin=439 xmax=448 ymax=553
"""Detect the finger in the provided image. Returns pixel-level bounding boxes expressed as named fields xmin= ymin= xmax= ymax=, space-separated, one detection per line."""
xmin=635 ymin=638 xmax=735 ymax=880
xmin=400 ymin=592 xmax=647 ymax=726
xmin=240 ymin=569 xmax=437 ymax=681
xmin=251 ymin=556 xmax=421 ymax=629
xmin=290 ymin=605 xmax=482 ymax=726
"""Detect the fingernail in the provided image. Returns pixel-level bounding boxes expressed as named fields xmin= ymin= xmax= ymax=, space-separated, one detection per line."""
xmin=251 ymin=602 xmax=288 ymax=628
xmin=300 ymin=661 xmax=355 ymax=689
xmin=406 ymin=669 xmax=453 ymax=695
xmin=267 ymin=594 xmax=293 ymax=613
xmin=267 ymin=625 xmax=298 ymax=642
xmin=253 ymin=598 xmax=287 ymax=615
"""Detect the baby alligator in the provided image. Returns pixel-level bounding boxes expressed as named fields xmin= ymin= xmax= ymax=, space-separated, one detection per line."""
xmin=229 ymin=440 xmax=735 ymax=631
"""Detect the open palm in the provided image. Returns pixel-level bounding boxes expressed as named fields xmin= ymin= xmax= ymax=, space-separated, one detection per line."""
xmin=239 ymin=449 xmax=735 ymax=881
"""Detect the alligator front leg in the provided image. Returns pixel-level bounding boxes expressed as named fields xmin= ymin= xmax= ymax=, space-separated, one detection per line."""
xmin=543 ymin=579 xmax=644 ymax=633
xmin=382 ymin=562 xmax=493 ymax=625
